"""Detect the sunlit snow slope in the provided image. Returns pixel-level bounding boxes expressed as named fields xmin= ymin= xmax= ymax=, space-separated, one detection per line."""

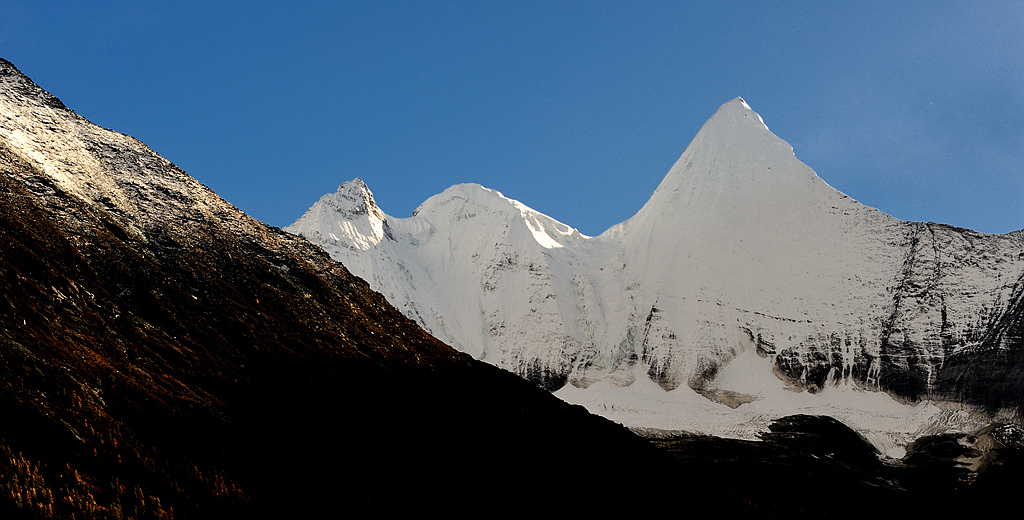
xmin=288 ymin=98 xmax=1024 ymax=454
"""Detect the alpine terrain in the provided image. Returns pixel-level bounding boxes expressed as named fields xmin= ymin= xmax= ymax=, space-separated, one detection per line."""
xmin=2 ymin=57 xmax=1021 ymax=518
xmin=289 ymin=98 xmax=1024 ymax=456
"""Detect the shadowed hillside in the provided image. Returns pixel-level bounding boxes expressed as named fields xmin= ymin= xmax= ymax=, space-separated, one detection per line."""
xmin=0 ymin=58 xmax=710 ymax=518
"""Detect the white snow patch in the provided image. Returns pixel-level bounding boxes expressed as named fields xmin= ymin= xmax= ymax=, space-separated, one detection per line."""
xmin=555 ymin=366 xmax=944 ymax=458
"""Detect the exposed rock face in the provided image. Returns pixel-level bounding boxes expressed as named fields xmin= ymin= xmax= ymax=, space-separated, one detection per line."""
xmin=289 ymin=98 xmax=1024 ymax=412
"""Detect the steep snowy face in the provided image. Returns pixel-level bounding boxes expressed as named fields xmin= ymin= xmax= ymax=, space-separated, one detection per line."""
xmin=289 ymin=97 xmax=1024 ymax=450
xmin=596 ymin=98 xmax=911 ymax=391
xmin=287 ymin=178 xmax=389 ymax=251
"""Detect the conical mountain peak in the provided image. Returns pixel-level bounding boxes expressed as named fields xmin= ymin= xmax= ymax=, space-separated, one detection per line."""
xmin=670 ymin=97 xmax=800 ymax=183
xmin=346 ymin=176 xmax=370 ymax=192
xmin=711 ymin=97 xmax=769 ymax=131
xmin=286 ymin=178 xmax=389 ymax=251
xmin=624 ymin=97 xmax=844 ymax=233
xmin=328 ymin=177 xmax=385 ymax=219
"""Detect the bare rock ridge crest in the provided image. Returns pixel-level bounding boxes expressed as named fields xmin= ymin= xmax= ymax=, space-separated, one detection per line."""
xmin=290 ymin=97 xmax=1024 ymax=437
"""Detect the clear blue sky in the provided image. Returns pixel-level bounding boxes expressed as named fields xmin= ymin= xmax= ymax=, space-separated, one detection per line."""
xmin=3 ymin=1 xmax=1022 ymax=235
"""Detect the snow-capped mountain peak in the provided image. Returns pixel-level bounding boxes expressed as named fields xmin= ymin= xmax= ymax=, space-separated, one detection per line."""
xmin=287 ymin=178 xmax=390 ymax=251
xmin=289 ymin=98 xmax=1024 ymax=456
xmin=410 ymin=183 xmax=586 ymax=248
xmin=335 ymin=177 xmax=382 ymax=216
xmin=632 ymin=96 xmax=837 ymax=225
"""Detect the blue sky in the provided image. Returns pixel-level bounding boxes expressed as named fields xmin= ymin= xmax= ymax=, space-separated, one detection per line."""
xmin=3 ymin=1 xmax=1021 ymax=235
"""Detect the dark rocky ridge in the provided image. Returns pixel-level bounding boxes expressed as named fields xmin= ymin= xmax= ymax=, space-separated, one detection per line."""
xmin=0 ymin=58 xmax=703 ymax=517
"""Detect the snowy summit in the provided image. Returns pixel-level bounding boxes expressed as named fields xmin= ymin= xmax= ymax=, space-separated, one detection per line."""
xmin=288 ymin=98 xmax=1024 ymax=457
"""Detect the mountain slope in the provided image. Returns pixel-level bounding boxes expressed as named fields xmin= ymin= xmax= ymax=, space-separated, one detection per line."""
xmin=0 ymin=58 xmax=719 ymax=517
xmin=6 ymin=58 xmax=1024 ymax=518
xmin=290 ymin=98 xmax=1024 ymax=452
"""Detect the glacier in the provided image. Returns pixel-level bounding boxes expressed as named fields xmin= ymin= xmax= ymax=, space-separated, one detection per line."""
xmin=288 ymin=98 xmax=1024 ymax=456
